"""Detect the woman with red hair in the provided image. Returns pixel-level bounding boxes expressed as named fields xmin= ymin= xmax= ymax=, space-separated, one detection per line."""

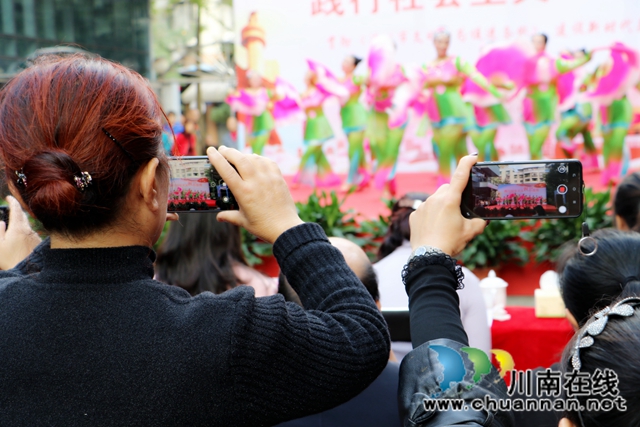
xmin=0 ymin=54 xmax=389 ymax=425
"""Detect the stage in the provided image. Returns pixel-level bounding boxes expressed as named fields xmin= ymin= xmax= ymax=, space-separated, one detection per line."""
xmin=285 ymin=169 xmax=611 ymax=220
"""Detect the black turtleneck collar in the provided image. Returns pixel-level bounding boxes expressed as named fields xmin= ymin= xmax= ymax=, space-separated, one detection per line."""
xmin=37 ymin=245 xmax=156 ymax=285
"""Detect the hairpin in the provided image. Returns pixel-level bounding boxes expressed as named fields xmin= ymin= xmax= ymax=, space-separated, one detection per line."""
xmin=101 ymin=128 xmax=139 ymax=165
xmin=570 ymin=297 xmax=640 ymax=370
xmin=578 ymin=222 xmax=597 ymax=257
xmin=73 ymin=172 xmax=92 ymax=191
xmin=15 ymin=169 xmax=27 ymax=187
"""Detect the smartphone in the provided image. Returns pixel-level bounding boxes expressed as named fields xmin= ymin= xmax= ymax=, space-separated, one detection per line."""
xmin=167 ymin=156 xmax=238 ymax=213
xmin=0 ymin=206 xmax=8 ymax=227
xmin=461 ymin=160 xmax=583 ymax=220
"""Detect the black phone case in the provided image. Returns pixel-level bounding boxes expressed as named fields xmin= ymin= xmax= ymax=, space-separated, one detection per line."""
xmin=167 ymin=156 xmax=239 ymax=213
xmin=461 ymin=160 xmax=584 ymax=220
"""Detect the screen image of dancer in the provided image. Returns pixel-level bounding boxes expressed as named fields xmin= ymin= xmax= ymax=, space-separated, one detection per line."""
xmin=461 ymin=160 xmax=583 ymax=220
xmin=167 ymin=156 xmax=239 ymax=213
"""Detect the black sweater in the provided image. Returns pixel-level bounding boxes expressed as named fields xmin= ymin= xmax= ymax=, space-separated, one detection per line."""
xmin=0 ymin=223 xmax=390 ymax=426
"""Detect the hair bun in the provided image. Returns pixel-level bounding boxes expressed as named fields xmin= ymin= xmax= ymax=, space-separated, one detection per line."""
xmin=21 ymin=150 xmax=88 ymax=229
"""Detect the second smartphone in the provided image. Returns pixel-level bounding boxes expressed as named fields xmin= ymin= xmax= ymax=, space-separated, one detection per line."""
xmin=167 ymin=156 xmax=239 ymax=213
xmin=461 ymin=160 xmax=584 ymax=220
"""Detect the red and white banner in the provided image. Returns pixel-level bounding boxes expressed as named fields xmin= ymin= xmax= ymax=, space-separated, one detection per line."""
xmin=232 ymin=0 xmax=640 ymax=175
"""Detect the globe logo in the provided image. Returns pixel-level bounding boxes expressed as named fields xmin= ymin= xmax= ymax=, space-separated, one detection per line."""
xmin=429 ymin=346 xmax=514 ymax=397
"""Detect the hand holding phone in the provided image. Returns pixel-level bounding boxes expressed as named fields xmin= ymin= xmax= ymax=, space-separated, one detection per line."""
xmin=0 ymin=196 xmax=42 ymax=270
xmin=410 ymin=155 xmax=486 ymax=256
xmin=207 ymin=146 xmax=303 ymax=244
xmin=461 ymin=160 xmax=584 ymax=220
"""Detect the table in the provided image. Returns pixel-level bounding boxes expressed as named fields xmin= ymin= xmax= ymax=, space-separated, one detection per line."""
xmin=491 ymin=306 xmax=575 ymax=371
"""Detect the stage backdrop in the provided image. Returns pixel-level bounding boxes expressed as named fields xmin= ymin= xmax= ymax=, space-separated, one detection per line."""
xmin=232 ymin=0 xmax=640 ymax=175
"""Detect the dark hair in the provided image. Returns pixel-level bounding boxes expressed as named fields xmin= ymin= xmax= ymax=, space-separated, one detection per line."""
xmin=377 ymin=192 xmax=429 ymax=261
xmin=352 ymin=56 xmax=363 ymax=67
xmin=0 ymin=54 xmax=166 ymax=237
xmin=614 ymin=172 xmax=640 ymax=231
xmin=534 ymin=33 xmax=548 ymax=45
xmin=155 ymin=214 xmax=247 ymax=296
xmin=360 ymin=263 xmax=379 ymax=302
xmin=557 ymin=229 xmax=640 ymax=326
xmin=561 ymin=292 xmax=640 ymax=427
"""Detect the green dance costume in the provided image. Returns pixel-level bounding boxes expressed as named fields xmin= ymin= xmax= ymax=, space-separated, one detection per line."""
xmin=523 ymin=52 xmax=590 ymax=160
xmin=249 ymin=99 xmax=275 ymax=155
xmin=466 ymin=103 xmax=510 ymax=162
xmin=424 ymin=57 xmax=501 ymax=185
xmin=295 ymin=87 xmax=341 ymax=188
xmin=341 ymin=75 xmax=369 ymax=187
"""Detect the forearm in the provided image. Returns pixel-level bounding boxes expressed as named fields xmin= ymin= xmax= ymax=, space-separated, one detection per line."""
xmin=458 ymin=58 xmax=501 ymax=99
xmin=234 ymin=223 xmax=390 ymax=424
xmin=556 ymin=52 xmax=591 ymax=74
xmin=404 ymin=260 xmax=468 ymax=348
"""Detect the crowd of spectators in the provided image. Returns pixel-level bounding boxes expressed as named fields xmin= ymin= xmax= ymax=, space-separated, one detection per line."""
xmin=1 ymin=54 xmax=640 ymax=427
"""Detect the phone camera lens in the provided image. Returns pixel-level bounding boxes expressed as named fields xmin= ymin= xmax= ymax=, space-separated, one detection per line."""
xmin=558 ymin=166 xmax=567 ymax=174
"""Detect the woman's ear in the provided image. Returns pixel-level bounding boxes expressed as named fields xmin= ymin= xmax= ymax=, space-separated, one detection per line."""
xmin=558 ymin=417 xmax=578 ymax=427
xmin=565 ymin=309 xmax=579 ymax=331
xmin=615 ymin=214 xmax=629 ymax=231
xmin=139 ymin=158 xmax=161 ymax=212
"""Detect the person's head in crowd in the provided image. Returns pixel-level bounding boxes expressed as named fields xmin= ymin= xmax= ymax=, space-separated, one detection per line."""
xmin=377 ymin=192 xmax=429 ymax=261
xmin=560 ymin=292 xmax=640 ymax=427
xmin=556 ymin=228 xmax=640 ymax=329
xmin=532 ymin=33 xmax=548 ymax=54
xmin=280 ymin=237 xmax=379 ymax=306
xmin=0 ymin=53 xmax=174 ymax=244
xmin=342 ymin=55 xmax=362 ymax=75
xmin=186 ymin=108 xmax=201 ymax=124
xmin=156 ymin=213 xmax=246 ymax=296
xmin=613 ymin=172 xmax=640 ymax=231
xmin=226 ymin=115 xmax=238 ymax=134
xmin=329 ymin=237 xmax=379 ymax=305
xmin=183 ymin=120 xmax=196 ymax=136
xmin=167 ymin=111 xmax=177 ymax=126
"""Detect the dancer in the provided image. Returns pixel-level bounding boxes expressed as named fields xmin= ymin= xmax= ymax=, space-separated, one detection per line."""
xmin=226 ymin=71 xmax=275 ymax=155
xmin=339 ymin=55 xmax=370 ymax=192
xmin=464 ymin=82 xmax=513 ymax=162
xmin=424 ymin=31 xmax=502 ymax=185
xmin=523 ymin=34 xmax=591 ymax=160
xmin=294 ymin=66 xmax=342 ymax=188
xmin=366 ymin=35 xmax=409 ymax=197
xmin=555 ymin=50 xmax=598 ymax=169
xmin=587 ymin=43 xmax=639 ymax=185
xmin=462 ymin=43 xmax=529 ymax=162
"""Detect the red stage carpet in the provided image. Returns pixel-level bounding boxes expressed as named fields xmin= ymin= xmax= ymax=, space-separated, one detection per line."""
xmin=286 ymin=169 xmax=610 ymax=220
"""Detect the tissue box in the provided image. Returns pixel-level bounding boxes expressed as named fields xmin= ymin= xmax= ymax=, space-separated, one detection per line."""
xmin=534 ymin=289 xmax=566 ymax=318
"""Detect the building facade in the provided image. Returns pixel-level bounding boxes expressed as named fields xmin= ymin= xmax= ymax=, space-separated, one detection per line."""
xmin=0 ymin=0 xmax=150 ymax=79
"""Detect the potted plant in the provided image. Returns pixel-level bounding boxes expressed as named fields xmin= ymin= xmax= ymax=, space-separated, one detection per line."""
xmin=460 ymin=220 xmax=530 ymax=279
xmin=243 ymin=191 xmax=392 ymax=275
xmin=525 ymin=188 xmax=613 ymax=264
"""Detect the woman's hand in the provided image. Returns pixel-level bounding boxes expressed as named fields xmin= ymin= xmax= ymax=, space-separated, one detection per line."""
xmin=207 ymin=146 xmax=303 ymax=244
xmin=409 ymin=155 xmax=486 ymax=256
xmin=0 ymin=196 xmax=42 ymax=270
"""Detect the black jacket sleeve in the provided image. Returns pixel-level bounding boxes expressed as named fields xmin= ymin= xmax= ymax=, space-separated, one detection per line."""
xmin=405 ymin=263 xmax=468 ymax=348
xmin=399 ymin=256 xmax=514 ymax=427
xmin=229 ymin=223 xmax=391 ymax=426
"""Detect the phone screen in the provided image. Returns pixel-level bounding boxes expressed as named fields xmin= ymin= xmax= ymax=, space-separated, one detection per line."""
xmin=461 ymin=160 xmax=583 ymax=220
xmin=167 ymin=156 xmax=238 ymax=213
